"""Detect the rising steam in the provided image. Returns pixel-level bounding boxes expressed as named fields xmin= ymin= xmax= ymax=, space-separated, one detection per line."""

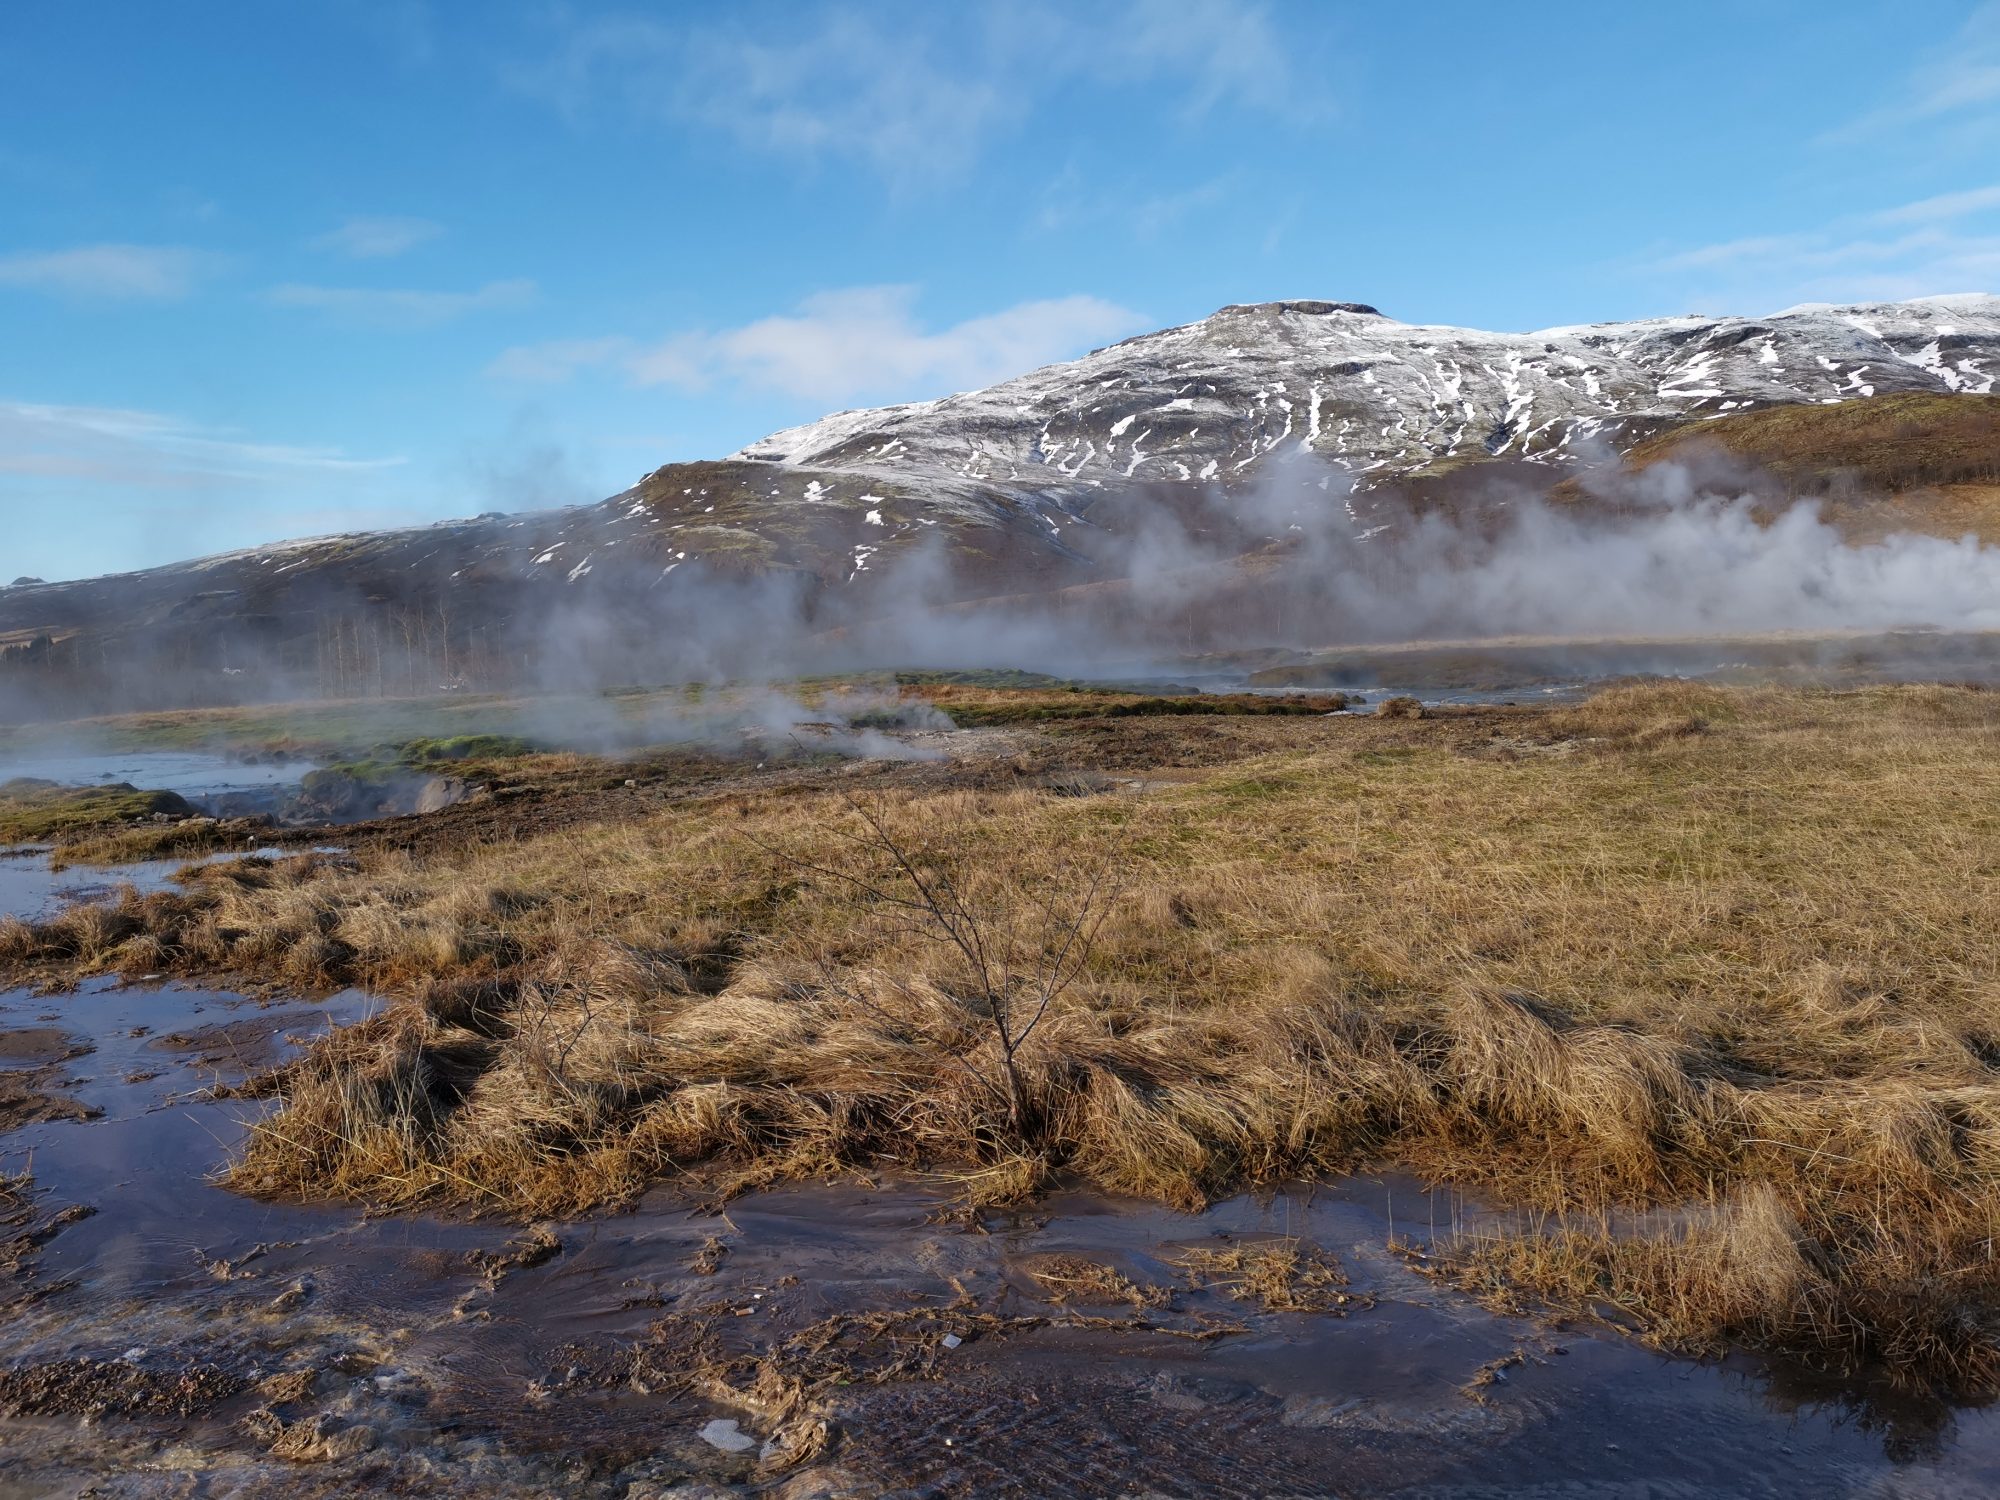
xmin=4 ymin=444 xmax=1999 ymax=731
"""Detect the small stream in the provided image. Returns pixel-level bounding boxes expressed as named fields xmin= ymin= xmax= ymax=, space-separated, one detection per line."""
xmin=0 ymin=844 xmax=313 ymax=926
xmin=3 ymin=968 xmax=2000 ymax=1493
xmin=3 ymin=742 xmax=494 ymax=843
xmin=0 ymin=750 xmax=336 ymax=928
xmin=0 ymin=750 xmax=319 ymax=804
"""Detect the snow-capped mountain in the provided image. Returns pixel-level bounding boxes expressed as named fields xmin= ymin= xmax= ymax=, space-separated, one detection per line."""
xmin=5 ymin=294 xmax=1998 ymax=716
xmin=732 ymin=294 xmax=2000 ymax=496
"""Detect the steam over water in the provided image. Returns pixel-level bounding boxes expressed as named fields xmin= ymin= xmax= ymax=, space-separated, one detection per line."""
xmin=4 ymin=448 xmax=1999 ymax=723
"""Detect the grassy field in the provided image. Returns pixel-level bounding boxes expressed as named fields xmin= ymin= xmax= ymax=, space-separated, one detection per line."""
xmin=4 ymin=680 xmax=1999 ymax=1391
xmin=0 ymin=676 xmax=1175 ymax=756
xmin=0 ymin=780 xmax=193 ymax=843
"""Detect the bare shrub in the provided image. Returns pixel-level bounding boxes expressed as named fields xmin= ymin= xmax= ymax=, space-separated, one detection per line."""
xmin=751 ymin=794 xmax=1123 ymax=1144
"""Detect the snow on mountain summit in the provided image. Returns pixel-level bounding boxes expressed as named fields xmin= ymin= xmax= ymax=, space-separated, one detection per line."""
xmin=8 ymin=294 xmax=1997 ymax=665
xmin=728 ymin=294 xmax=2000 ymax=499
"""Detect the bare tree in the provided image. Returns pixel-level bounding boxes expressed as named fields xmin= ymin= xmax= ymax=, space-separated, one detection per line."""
xmin=756 ymin=794 xmax=1122 ymax=1139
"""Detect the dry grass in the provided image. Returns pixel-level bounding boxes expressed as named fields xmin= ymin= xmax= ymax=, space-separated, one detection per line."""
xmin=1615 ymin=391 xmax=2000 ymax=494
xmin=48 ymin=819 xmax=257 ymax=870
xmin=1174 ymin=1239 xmax=1354 ymax=1312
xmin=5 ymin=681 xmax=2000 ymax=1389
xmin=1419 ymin=1178 xmax=2000 ymax=1391
xmin=1608 ymin=391 xmax=2000 ymax=543
xmin=1024 ymin=1253 xmax=1171 ymax=1309
xmin=0 ymin=781 xmax=193 ymax=843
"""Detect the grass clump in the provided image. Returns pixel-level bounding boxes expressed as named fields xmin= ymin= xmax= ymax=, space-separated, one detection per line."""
xmin=47 ymin=819 xmax=254 ymax=871
xmin=393 ymin=733 xmax=533 ymax=764
xmin=0 ymin=779 xmax=194 ymax=842
xmin=1024 ymin=1254 xmax=1170 ymax=1309
xmin=1175 ymin=1240 xmax=1354 ymax=1312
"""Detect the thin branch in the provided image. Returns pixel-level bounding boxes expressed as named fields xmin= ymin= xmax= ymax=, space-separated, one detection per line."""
xmin=745 ymin=789 xmax=1124 ymax=1140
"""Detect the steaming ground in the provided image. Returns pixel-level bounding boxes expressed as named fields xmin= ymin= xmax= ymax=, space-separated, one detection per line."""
xmin=577 ymin=461 xmax=2000 ymax=692
xmin=7 ymin=422 xmax=2000 ymax=725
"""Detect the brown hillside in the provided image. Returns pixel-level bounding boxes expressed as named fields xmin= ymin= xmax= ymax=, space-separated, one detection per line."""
xmin=1609 ymin=392 xmax=2000 ymax=543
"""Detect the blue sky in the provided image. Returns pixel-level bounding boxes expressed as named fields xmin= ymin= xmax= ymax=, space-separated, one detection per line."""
xmin=4 ymin=0 xmax=2000 ymax=582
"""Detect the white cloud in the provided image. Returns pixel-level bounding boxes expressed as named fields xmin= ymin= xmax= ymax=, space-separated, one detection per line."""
xmin=266 ymin=277 xmax=536 ymax=326
xmin=494 ymin=287 xmax=1146 ymax=405
xmin=486 ymin=336 xmax=636 ymax=383
xmin=1640 ymin=184 xmax=2000 ymax=307
xmin=509 ymin=11 xmax=1007 ymax=184
xmin=311 ymin=215 xmax=444 ymax=259
xmin=1872 ymin=184 xmax=2000 ymax=225
xmin=625 ymin=285 xmax=1147 ymax=403
xmin=1830 ymin=2 xmax=2000 ymax=141
xmin=679 ymin=14 xmax=1010 ymax=183
xmin=0 ymin=398 xmax=404 ymax=490
xmin=508 ymin=1 xmax=1331 ymax=184
xmin=1117 ymin=0 xmax=1324 ymax=120
xmin=0 ymin=244 xmax=213 ymax=301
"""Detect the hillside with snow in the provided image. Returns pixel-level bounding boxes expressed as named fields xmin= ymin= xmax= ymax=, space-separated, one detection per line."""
xmin=733 ymin=293 xmax=2000 ymax=486
xmin=4 ymin=293 xmax=1998 ymax=713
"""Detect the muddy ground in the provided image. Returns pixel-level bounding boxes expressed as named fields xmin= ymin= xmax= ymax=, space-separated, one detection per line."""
xmin=6 ymin=973 xmax=1999 ymax=1497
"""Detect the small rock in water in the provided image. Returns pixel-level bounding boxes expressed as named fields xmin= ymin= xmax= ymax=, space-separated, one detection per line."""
xmin=699 ymin=1417 xmax=758 ymax=1453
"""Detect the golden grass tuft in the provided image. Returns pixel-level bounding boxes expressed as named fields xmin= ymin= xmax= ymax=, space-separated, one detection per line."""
xmin=1175 ymin=1239 xmax=1353 ymax=1312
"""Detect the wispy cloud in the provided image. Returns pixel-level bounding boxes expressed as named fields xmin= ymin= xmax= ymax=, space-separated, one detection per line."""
xmin=0 ymin=397 xmax=405 ymax=490
xmin=1829 ymin=2 xmax=2000 ymax=142
xmin=0 ymin=243 xmax=214 ymax=301
xmin=1873 ymin=184 xmax=2000 ymax=225
xmin=1132 ymin=175 xmax=1239 ymax=238
xmin=344 ymin=0 xmax=438 ymax=68
xmin=266 ymin=277 xmax=536 ymax=326
xmin=485 ymin=336 xmax=636 ymax=383
xmin=1037 ymin=167 xmax=1242 ymax=239
xmin=1649 ymin=234 xmax=1805 ymax=274
xmin=1640 ymin=184 xmax=2000 ymax=306
xmin=311 ymin=214 xmax=444 ymax=259
xmin=490 ymin=285 xmax=1147 ymax=405
xmin=1116 ymin=0 xmax=1323 ymax=120
xmin=629 ymin=286 xmax=1145 ymax=402
xmin=506 ymin=1 xmax=1332 ymax=185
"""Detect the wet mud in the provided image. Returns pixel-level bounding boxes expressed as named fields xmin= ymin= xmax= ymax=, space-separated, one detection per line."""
xmin=2 ymin=977 xmax=1999 ymax=1495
